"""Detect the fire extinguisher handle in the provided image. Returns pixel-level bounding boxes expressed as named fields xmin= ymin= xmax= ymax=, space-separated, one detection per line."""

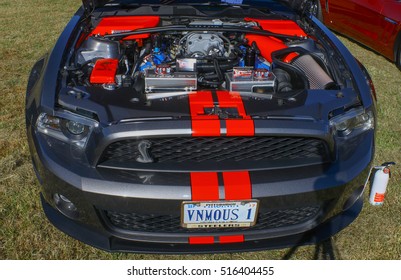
xmin=381 ymin=162 xmax=395 ymax=178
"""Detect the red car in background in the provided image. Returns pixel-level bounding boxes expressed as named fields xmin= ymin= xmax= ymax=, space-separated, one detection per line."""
xmin=286 ymin=0 xmax=401 ymax=69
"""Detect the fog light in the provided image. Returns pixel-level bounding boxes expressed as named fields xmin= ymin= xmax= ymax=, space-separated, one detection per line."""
xmin=53 ymin=193 xmax=79 ymax=220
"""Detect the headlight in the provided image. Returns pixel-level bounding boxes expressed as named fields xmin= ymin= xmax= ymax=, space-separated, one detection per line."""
xmin=36 ymin=111 xmax=97 ymax=148
xmin=330 ymin=107 xmax=374 ymax=137
xmin=65 ymin=120 xmax=87 ymax=135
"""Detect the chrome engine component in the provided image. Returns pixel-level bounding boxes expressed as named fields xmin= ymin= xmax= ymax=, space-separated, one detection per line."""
xmin=184 ymin=32 xmax=225 ymax=57
xmin=226 ymin=68 xmax=276 ymax=94
xmin=144 ymin=69 xmax=197 ymax=93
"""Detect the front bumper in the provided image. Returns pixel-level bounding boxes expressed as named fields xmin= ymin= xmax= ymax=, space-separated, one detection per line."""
xmin=28 ymin=120 xmax=374 ymax=253
xmin=41 ymin=187 xmax=364 ymax=253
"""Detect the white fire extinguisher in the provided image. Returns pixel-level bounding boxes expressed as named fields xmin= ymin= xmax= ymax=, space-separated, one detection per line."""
xmin=369 ymin=162 xmax=396 ymax=206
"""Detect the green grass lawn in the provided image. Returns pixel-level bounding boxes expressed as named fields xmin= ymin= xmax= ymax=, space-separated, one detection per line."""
xmin=0 ymin=0 xmax=400 ymax=259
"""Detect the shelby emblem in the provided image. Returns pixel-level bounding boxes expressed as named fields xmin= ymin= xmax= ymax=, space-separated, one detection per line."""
xmin=136 ymin=140 xmax=154 ymax=163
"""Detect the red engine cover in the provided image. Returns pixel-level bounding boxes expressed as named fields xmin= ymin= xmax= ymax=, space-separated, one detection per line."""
xmin=89 ymin=16 xmax=160 ymax=40
xmin=90 ymin=59 xmax=119 ymax=84
xmin=245 ymin=18 xmax=307 ymax=63
xmin=245 ymin=18 xmax=307 ymax=37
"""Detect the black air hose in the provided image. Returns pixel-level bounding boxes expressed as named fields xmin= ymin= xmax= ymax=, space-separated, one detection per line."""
xmin=196 ymin=59 xmax=238 ymax=72
xmin=213 ymin=58 xmax=224 ymax=82
xmin=131 ymin=42 xmax=152 ymax=77
xmin=273 ymin=68 xmax=293 ymax=92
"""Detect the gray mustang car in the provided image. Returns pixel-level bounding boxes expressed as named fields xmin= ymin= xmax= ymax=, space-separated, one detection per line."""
xmin=26 ymin=0 xmax=376 ymax=253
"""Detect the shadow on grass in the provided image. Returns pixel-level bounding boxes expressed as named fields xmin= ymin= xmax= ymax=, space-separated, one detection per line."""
xmin=282 ymin=238 xmax=340 ymax=260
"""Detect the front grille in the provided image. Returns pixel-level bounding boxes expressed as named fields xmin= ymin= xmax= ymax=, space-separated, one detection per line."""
xmin=98 ymin=137 xmax=330 ymax=166
xmin=103 ymin=206 xmax=320 ymax=233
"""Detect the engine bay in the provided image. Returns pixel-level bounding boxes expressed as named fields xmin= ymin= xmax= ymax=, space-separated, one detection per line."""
xmin=65 ymin=16 xmax=338 ymax=101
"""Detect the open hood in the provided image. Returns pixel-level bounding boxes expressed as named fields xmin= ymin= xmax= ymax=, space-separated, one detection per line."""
xmin=82 ymin=1 xmax=292 ymax=12
xmin=82 ymin=0 xmax=241 ymax=10
xmin=82 ymin=0 xmax=109 ymax=12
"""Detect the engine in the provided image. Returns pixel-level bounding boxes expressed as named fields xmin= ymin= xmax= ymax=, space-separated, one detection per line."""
xmin=183 ymin=32 xmax=226 ymax=58
xmin=68 ymin=17 xmax=335 ymax=99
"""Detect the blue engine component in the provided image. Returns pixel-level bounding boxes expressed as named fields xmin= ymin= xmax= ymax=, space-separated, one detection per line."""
xmin=153 ymin=47 xmax=168 ymax=65
xmin=237 ymin=45 xmax=270 ymax=70
xmin=238 ymin=45 xmax=247 ymax=67
xmin=255 ymin=56 xmax=270 ymax=70
xmin=139 ymin=61 xmax=154 ymax=72
xmin=140 ymin=47 xmax=169 ymax=72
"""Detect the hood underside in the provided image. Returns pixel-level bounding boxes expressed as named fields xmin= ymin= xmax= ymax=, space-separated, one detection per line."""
xmin=82 ymin=0 xmax=108 ymax=11
xmin=82 ymin=0 xmax=291 ymax=11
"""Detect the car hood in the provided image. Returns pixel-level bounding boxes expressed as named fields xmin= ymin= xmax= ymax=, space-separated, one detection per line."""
xmin=81 ymin=0 xmax=297 ymax=18
xmin=82 ymin=0 xmax=287 ymax=10
xmin=82 ymin=0 xmax=107 ymax=11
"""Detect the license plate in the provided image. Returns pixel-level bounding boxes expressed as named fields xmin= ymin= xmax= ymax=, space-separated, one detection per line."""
xmin=181 ymin=200 xmax=259 ymax=228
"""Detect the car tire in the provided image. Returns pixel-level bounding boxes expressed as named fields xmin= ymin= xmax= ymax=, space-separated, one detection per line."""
xmin=308 ymin=0 xmax=323 ymax=22
xmin=396 ymin=41 xmax=401 ymax=71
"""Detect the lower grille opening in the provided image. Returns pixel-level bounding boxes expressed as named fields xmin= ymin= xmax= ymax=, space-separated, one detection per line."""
xmin=102 ymin=206 xmax=321 ymax=234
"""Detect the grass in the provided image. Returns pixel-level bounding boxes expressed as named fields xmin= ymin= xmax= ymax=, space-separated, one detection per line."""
xmin=0 ymin=0 xmax=400 ymax=260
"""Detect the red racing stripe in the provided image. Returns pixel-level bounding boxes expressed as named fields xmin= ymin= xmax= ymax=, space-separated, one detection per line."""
xmin=191 ymin=119 xmax=220 ymax=137
xmin=189 ymin=235 xmax=244 ymax=244
xmin=189 ymin=91 xmax=214 ymax=116
xmin=216 ymin=91 xmax=248 ymax=117
xmin=190 ymin=172 xmax=219 ymax=201
xmin=189 ymin=91 xmax=255 ymax=136
xmin=225 ymin=119 xmax=254 ymax=136
xmin=189 ymin=91 xmax=221 ymax=137
xmin=219 ymin=235 xmax=244 ymax=244
xmin=188 ymin=236 xmax=214 ymax=245
xmin=217 ymin=91 xmax=254 ymax=136
xmin=188 ymin=171 xmax=251 ymax=246
xmin=223 ymin=171 xmax=252 ymax=200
